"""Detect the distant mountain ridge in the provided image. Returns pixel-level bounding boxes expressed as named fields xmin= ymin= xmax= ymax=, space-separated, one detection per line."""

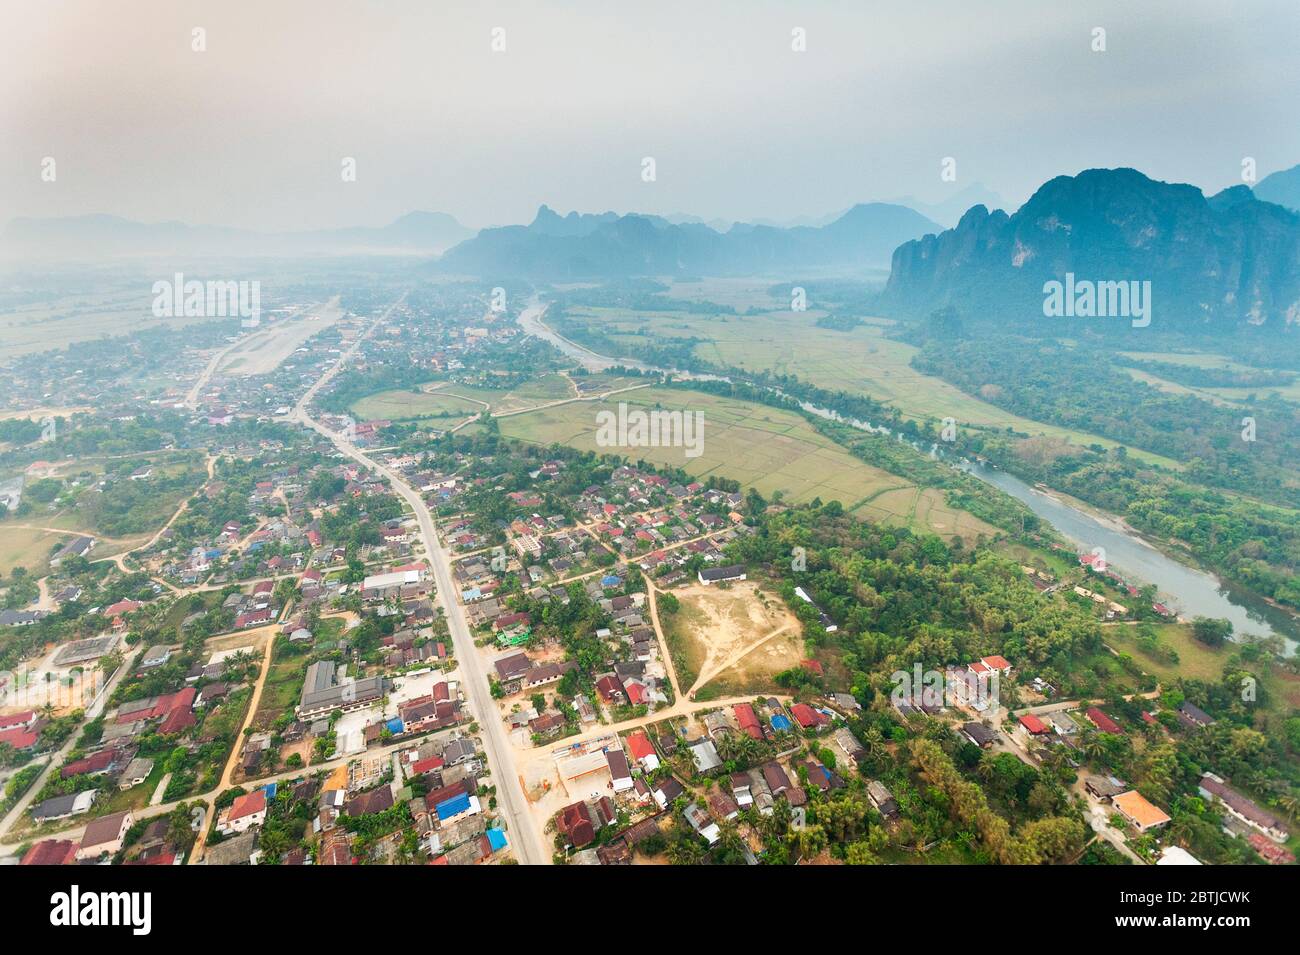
xmin=881 ymin=182 xmax=1010 ymax=229
xmin=2 ymin=210 xmax=473 ymax=259
xmin=880 ymin=168 xmax=1300 ymax=333
xmin=436 ymin=202 xmax=941 ymax=278
xmin=1254 ymin=163 xmax=1300 ymax=213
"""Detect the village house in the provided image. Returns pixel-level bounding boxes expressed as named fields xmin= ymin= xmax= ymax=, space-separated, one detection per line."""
xmin=698 ymin=564 xmax=746 ymax=585
xmin=961 ymin=721 xmax=997 ymax=748
xmin=31 ymin=790 xmax=97 ymax=823
xmin=1198 ymin=773 xmax=1289 ymax=842
xmin=77 ymin=810 xmax=133 ymax=860
xmin=1177 ymin=701 xmax=1216 ymax=730
xmin=1112 ymin=790 xmax=1170 ymax=833
xmin=867 ymin=780 xmax=899 ymax=819
xmin=221 ymin=789 xmax=268 ymax=834
xmin=1015 ymin=713 xmax=1052 ymax=746
xmin=118 ymin=757 xmax=155 ymax=789
xmin=21 ymin=839 xmax=80 ymax=866
xmin=625 ymin=730 xmax=659 ymax=771
xmin=1085 ymin=707 xmax=1123 ymax=734
xmin=605 ymin=748 xmax=634 ymax=793
xmin=297 ymin=660 xmax=385 ymax=720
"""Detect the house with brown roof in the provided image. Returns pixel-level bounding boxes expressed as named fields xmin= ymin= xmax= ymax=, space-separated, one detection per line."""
xmin=762 ymin=761 xmax=791 ymax=796
xmin=61 ymin=747 xmax=125 ymax=779
xmin=557 ymin=800 xmax=597 ymax=848
xmin=346 ymin=786 xmax=395 ymax=817
xmin=493 ymin=651 xmax=533 ymax=686
xmin=606 ymin=749 xmax=633 ymax=792
xmin=1199 ymin=773 xmax=1289 ymax=842
xmin=78 ymin=809 xmax=133 ymax=859
xmin=1084 ymin=774 xmax=1126 ymax=801
xmin=595 ymin=674 xmax=626 ymax=705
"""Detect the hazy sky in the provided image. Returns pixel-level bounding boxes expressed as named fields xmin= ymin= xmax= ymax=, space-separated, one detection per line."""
xmin=3 ymin=0 xmax=1298 ymax=231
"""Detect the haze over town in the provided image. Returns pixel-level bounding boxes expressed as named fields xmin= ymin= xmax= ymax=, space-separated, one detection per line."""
xmin=0 ymin=0 xmax=1298 ymax=913
xmin=3 ymin=0 xmax=1299 ymax=232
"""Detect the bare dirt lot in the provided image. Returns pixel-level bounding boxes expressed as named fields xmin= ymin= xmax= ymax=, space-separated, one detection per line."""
xmin=663 ymin=580 xmax=801 ymax=698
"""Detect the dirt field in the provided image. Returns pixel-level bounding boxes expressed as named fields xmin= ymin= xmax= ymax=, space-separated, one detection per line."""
xmin=697 ymin=626 xmax=806 ymax=699
xmin=662 ymin=580 xmax=801 ymax=698
xmin=205 ymin=626 xmax=272 ymax=656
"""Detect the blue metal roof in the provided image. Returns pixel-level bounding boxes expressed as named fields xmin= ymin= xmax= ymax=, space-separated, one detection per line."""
xmin=486 ymin=828 xmax=508 ymax=851
xmin=435 ymin=793 xmax=472 ymax=820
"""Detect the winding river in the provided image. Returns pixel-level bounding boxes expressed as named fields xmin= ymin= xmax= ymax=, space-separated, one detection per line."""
xmin=961 ymin=462 xmax=1297 ymax=652
xmin=516 ymin=300 xmax=1298 ymax=653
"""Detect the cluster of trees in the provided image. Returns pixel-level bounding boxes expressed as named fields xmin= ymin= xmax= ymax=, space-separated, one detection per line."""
xmin=813 ymin=314 xmax=865 ymax=332
xmin=912 ymin=336 xmax=1300 ymax=509
xmin=512 ymin=582 xmax=612 ymax=677
xmin=318 ymin=360 xmax=433 ymax=416
xmin=910 ymin=738 xmax=1087 ymax=864
xmin=0 ymin=566 xmax=39 ymax=609
xmin=0 ymin=418 xmax=43 ymax=445
xmin=1112 ymin=355 xmax=1295 ymax=390
xmin=119 ymin=801 xmax=199 ymax=860
xmin=319 ymin=492 xmax=403 ymax=553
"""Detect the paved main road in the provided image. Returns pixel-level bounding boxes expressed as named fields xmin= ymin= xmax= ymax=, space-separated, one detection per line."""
xmin=291 ymin=296 xmax=547 ymax=865
xmin=293 ymin=419 xmax=548 ymax=864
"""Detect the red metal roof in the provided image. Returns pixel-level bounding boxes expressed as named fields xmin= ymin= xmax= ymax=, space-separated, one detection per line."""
xmin=626 ymin=730 xmax=656 ymax=762
xmin=1086 ymin=707 xmax=1123 ymax=734
xmin=1018 ymin=713 xmax=1048 ymax=734
xmin=21 ymin=839 xmax=78 ymax=865
xmin=229 ymin=789 xmax=267 ymax=821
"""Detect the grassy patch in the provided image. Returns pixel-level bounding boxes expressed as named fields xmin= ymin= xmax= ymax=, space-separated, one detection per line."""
xmin=559 ymin=305 xmax=1180 ymax=468
xmin=662 ymin=600 xmax=706 ymax=693
xmin=1105 ymin=623 xmax=1229 ymax=684
xmin=497 ymin=386 xmax=995 ymax=539
xmin=0 ymin=524 xmax=70 ymax=576
xmin=251 ymin=618 xmax=345 ymax=731
xmin=351 ymin=386 xmax=482 ymax=422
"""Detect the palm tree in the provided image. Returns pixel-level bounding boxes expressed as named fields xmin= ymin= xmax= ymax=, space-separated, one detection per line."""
xmin=1168 ymin=813 xmax=1197 ymax=846
xmin=861 ymin=726 xmax=886 ymax=763
xmin=1080 ymin=730 xmax=1105 ymax=762
xmin=1274 ymin=791 xmax=1300 ymax=821
xmin=1041 ymin=746 xmax=1071 ymax=777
